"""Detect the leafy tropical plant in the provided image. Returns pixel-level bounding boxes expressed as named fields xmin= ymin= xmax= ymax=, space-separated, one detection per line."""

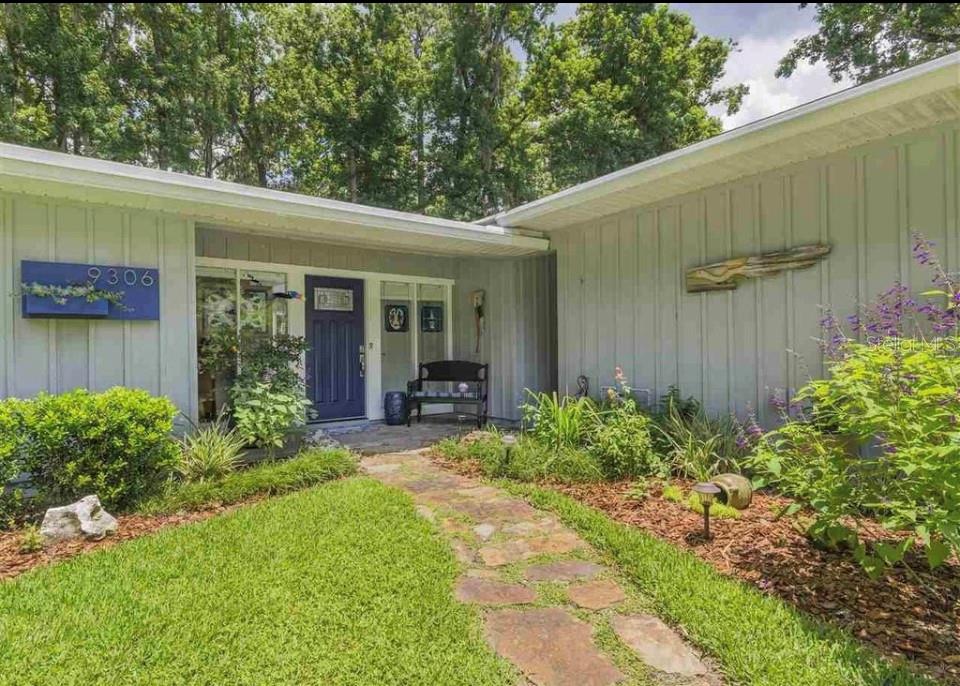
xmin=178 ymin=415 xmax=247 ymax=483
xmin=230 ymin=381 xmax=309 ymax=454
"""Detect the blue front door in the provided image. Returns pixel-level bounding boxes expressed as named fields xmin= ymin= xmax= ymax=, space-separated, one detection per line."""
xmin=305 ymin=276 xmax=365 ymax=421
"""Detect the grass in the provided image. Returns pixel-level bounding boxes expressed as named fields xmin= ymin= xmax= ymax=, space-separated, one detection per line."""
xmin=0 ymin=478 xmax=515 ymax=686
xmin=500 ymin=481 xmax=936 ymax=686
xmin=435 ymin=431 xmax=603 ymax=483
xmin=138 ymin=447 xmax=357 ymax=514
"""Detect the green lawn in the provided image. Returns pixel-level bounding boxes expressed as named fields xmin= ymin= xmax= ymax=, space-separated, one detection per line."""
xmin=502 ymin=481 xmax=936 ymax=686
xmin=0 ymin=478 xmax=515 ymax=686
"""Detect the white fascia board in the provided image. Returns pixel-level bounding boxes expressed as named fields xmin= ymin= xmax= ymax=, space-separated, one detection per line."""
xmin=0 ymin=142 xmax=549 ymax=253
xmin=485 ymin=51 xmax=960 ymax=230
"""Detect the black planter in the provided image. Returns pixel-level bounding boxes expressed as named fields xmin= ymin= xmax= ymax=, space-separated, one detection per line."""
xmin=384 ymin=391 xmax=408 ymax=426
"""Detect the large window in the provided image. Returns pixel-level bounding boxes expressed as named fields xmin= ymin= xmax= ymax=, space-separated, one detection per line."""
xmin=380 ymin=281 xmax=449 ymax=395
xmin=196 ymin=267 xmax=288 ymax=421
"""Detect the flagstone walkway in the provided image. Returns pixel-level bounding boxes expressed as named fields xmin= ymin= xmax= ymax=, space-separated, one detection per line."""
xmin=362 ymin=451 xmax=722 ymax=686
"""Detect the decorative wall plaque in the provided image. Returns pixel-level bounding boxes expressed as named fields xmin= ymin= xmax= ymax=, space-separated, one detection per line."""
xmin=314 ymin=287 xmax=354 ymax=311
xmin=21 ymin=260 xmax=160 ymax=320
xmin=420 ymin=304 xmax=443 ymax=333
xmin=384 ymin=304 xmax=408 ymax=332
xmin=685 ymin=244 xmax=831 ymax=293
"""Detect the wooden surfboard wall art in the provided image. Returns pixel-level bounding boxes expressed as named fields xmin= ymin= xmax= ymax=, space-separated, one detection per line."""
xmin=685 ymin=244 xmax=831 ymax=293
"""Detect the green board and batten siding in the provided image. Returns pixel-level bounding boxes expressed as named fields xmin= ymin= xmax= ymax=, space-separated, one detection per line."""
xmin=553 ymin=121 xmax=960 ymax=424
xmin=0 ymin=194 xmax=197 ymax=418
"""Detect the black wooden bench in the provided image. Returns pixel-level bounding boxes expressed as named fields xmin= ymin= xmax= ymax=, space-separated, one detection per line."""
xmin=407 ymin=360 xmax=488 ymax=428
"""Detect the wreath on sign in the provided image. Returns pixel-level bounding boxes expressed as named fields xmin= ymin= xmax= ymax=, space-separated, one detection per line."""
xmin=19 ymin=281 xmax=129 ymax=309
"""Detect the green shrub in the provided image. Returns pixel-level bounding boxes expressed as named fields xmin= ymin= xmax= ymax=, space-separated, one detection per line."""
xmin=521 ymin=390 xmax=594 ymax=450
xmin=139 ymin=447 xmax=357 ymax=514
xmin=0 ymin=398 xmax=26 ymax=527
xmin=178 ymin=416 xmax=246 ymax=483
xmin=749 ymin=339 xmax=960 ymax=577
xmin=589 ymin=401 xmax=663 ymax=479
xmin=13 ymin=388 xmax=179 ymax=511
xmin=230 ymin=381 xmax=308 ymax=452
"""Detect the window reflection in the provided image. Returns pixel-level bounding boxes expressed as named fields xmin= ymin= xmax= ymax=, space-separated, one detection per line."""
xmin=196 ymin=268 xmax=287 ymax=421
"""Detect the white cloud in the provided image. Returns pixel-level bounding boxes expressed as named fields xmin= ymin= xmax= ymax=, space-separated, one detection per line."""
xmin=712 ymin=31 xmax=852 ymax=130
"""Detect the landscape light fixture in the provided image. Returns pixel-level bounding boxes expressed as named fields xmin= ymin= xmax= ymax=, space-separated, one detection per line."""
xmin=500 ymin=434 xmax=518 ymax=476
xmin=692 ymin=481 xmax=721 ymax=539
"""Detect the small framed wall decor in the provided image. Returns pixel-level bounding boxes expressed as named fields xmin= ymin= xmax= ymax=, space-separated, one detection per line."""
xmin=420 ymin=304 xmax=443 ymax=333
xmin=384 ymin=304 xmax=408 ymax=332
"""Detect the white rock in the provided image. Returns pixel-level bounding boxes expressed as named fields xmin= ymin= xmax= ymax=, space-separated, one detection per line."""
xmin=40 ymin=495 xmax=118 ymax=543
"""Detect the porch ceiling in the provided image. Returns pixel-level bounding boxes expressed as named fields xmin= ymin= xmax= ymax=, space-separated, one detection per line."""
xmin=0 ymin=143 xmax=549 ymax=258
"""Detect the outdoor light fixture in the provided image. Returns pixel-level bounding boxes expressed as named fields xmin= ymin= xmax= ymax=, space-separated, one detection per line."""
xmin=500 ymin=434 xmax=518 ymax=476
xmin=693 ymin=481 xmax=721 ymax=539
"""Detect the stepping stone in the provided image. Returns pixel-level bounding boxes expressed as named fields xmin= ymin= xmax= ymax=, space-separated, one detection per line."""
xmin=611 ymin=615 xmax=707 ymax=676
xmin=457 ymin=485 xmax=502 ymax=499
xmin=502 ymin=517 xmax=564 ymax=537
xmin=449 ymin=498 xmax=540 ymax=523
xmin=524 ymin=560 xmax=606 ymax=582
xmin=455 ymin=577 xmax=536 ymax=605
xmin=479 ymin=532 xmax=584 ymax=567
xmin=363 ymin=462 xmax=401 ymax=474
xmin=567 ymin=580 xmax=625 ymax=610
xmin=415 ymin=504 xmax=436 ymax=521
xmin=485 ymin=608 xmax=624 ymax=686
xmin=450 ymin=539 xmax=477 ymax=565
xmin=473 ymin=523 xmax=497 ymax=540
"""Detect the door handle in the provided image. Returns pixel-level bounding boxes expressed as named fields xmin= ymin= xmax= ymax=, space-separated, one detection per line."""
xmin=359 ymin=344 xmax=365 ymax=378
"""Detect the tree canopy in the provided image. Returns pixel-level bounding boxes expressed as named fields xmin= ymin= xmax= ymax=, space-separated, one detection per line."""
xmin=778 ymin=3 xmax=960 ymax=84
xmin=0 ymin=3 xmax=746 ymax=220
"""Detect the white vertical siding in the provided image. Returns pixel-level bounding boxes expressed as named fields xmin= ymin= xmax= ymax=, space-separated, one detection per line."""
xmin=554 ymin=121 xmax=960 ymax=423
xmin=0 ymin=193 xmax=196 ymax=418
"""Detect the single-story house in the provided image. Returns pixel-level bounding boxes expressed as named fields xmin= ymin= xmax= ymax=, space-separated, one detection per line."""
xmin=1 ymin=53 xmax=958 ymax=426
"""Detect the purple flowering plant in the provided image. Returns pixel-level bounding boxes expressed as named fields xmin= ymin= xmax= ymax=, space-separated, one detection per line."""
xmin=749 ymin=231 xmax=960 ymax=577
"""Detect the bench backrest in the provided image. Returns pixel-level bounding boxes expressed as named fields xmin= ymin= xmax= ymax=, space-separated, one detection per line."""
xmin=418 ymin=360 xmax=487 ymax=383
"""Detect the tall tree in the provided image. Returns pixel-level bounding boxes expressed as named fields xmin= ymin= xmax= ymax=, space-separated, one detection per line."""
xmin=427 ymin=3 xmax=553 ymax=219
xmin=0 ymin=4 xmax=124 ymax=153
xmin=524 ymin=3 xmax=746 ymax=191
xmin=778 ymin=4 xmax=960 ymax=83
xmin=284 ymin=4 xmax=415 ymax=207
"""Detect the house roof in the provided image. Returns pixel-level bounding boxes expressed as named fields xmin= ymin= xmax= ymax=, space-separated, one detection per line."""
xmin=479 ymin=51 xmax=960 ymax=233
xmin=0 ymin=143 xmax=549 ymax=257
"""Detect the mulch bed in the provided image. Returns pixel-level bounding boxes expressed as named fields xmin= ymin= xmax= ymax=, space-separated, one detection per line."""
xmin=555 ymin=480 xmax=960 ymax=685
xmin=0 ymin=501 xmax=254 ymax=582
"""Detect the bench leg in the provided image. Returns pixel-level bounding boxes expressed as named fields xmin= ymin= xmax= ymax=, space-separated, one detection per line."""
xmin=417 ymin=403 xmax=422 ymax=423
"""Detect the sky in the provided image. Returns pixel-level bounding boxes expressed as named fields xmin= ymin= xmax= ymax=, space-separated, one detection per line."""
xmin=550 ymin=3 xmax=851 ymax=130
